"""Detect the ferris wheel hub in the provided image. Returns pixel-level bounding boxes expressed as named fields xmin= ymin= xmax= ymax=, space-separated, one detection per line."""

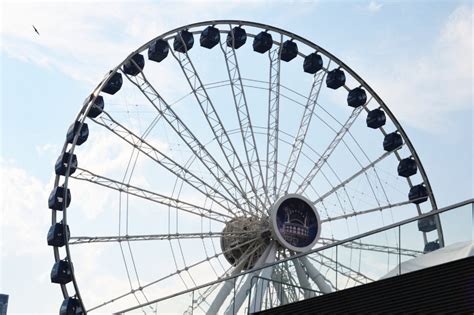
xmin=220 ymin=216 xmax=269 ymax=270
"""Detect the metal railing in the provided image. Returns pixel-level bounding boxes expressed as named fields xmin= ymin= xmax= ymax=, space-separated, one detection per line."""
xmin=119 ymin=199 xmax=473 ymax=314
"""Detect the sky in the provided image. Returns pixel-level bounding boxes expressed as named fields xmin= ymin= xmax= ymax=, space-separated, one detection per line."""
xmin=0 ymin=0 xmax=472 ymax=314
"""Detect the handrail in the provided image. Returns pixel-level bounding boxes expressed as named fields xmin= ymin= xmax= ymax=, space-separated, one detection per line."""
xmin=116 ymin=199 xmax=473 ymax=312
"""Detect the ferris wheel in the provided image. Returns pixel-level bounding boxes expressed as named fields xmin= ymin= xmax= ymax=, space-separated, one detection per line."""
xmin=47 ymin=20 xmax=443 ymax=314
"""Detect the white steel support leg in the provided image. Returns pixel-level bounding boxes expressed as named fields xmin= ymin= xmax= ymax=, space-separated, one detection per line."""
xmin=294 ymin=258 xmax=315 ymax=299
xmin=206 ymin=264 xmax=245 ymax=315
xmin=206 ymin=243 xmax=266 ymax=315
xmin=249 ymin=244 xmax=277 ymax=313
xmin=300 ymin=257 xmax=332 ymax=294
xmin=272 ymin=273 xmax=288 ymax=306
xmin=223 ymin=242 xmax=276 ymax=315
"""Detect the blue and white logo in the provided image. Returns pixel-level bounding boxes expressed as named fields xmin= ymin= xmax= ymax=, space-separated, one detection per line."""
xmin=271 ymin=194 xmax=321 ymax=252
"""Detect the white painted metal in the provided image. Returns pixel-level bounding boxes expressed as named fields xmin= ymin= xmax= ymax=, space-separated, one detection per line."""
xmin=169 ymin=34 xmax=263 ymax=214
xmin=300 ymin=256 xmax=332 ymax=294
xmin=312 ymin=149 xmax=395 ymax=205
xmin=249 ymin=243 xmax=278 ymax=313
xmin=296 ymin=105 xmax=365 ymax=195
xmin=50 ymin=20 xmax=441 ymax=312
xmin=266 ymin=37 xmax=283 ymax=203
xmin=220 ymin=25 xmax=268 ymax=209
xmin=71 ymin=168 xmax=231 ymax=223
xmin=278 ymin=68 xmax=326 ymax=196
xmin=92 ymin=111 xmax=239 ymax=215
xmin=224 ymin=243 xmax=276 ymax=315
xmin=123 ymin=67 xmax=255 ymax=216
xmin=205 ymin=244 xmax=258 ymax=315
xmin=294 ymin=258 xmax=315 ymax=299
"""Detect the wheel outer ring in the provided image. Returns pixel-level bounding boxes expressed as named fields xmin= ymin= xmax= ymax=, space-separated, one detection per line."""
xmin=52 ymin=19 xmax=440 ymax=310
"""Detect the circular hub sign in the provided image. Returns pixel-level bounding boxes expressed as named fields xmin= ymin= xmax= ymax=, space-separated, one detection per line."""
xmin=271 ymin=194 xmax=321 ymax=252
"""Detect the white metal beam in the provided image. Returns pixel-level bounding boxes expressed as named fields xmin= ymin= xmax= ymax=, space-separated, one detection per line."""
xmin=223 ymin=242 xmax=276 ymax=315
xmin=294 ymin=258 xmax=315 ymax=299
xmin=300 ymin=256 xmax=332 ymax=294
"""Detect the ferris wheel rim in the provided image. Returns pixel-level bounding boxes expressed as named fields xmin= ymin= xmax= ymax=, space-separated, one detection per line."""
xmin=49 ymin=19 xmax=440 ymax=312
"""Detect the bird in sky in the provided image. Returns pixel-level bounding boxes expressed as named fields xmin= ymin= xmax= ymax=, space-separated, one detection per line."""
xmin=32 ymin=25 xmax=40 ymax=35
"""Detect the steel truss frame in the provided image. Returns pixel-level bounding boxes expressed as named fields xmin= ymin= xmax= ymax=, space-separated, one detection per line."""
xmin=49 ymin=20 xmax=440 ymax=314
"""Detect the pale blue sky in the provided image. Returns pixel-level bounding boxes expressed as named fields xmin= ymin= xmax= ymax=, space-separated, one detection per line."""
xmin=0 ymin=0 xmax=472 ymax=313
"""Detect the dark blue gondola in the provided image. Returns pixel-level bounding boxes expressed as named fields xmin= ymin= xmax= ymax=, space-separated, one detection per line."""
xmin=66 ymin=121 xmax=89 ymax=146
xmin=51 ymin=260 xmax=72 ymax=284
xmin=148 ymin=39 xmax=169 ymax=62
xmin=418 ymin=216 xmax=437 ymax=233
xmin=280 ymin=40 xmax=298 ymax=62
xmin=200 ymin=26 xmax=220 ymax=49
xmin=398 ymin=158 xmax=417 ymax=177
xmin=253 ymin=31 xmax=272 ymax=53
xmin=48 ymin=185 xmax=71 ymax=210
xmin=226 ymin=26 xmax=246 ymax=49
xmin=174 ymin=30 xmax=194 ymax=53
xmin=409 ymin=184 xmax=428 ymax=204
xmin=326 ymin=68 xmax=345 ymax=89
xmin=101 ymin=72 xmax=122 ymax=95
xmin=60 ymin=297 xmax=83 ymax=315
xmin=424 ymin=241 xmax=440 ymax=253
xmin=86 ymin=95 xmax=104 ymax=119
xmin=123 ymin=53 xmax=145 ymax=76
xmin=303 ymin=53 xmax=323 ymax=74
xmin=366 ymin=109 xmax=386 ymax=129
xmin=47 ymin=222 xmax=70 ymax=247
xmin=55 ymin=152 xmax=78 ymax=176
xmin=347 ymin=87 xmax=367 ymax=108
xmin=383 ymin=132 xmax=403 ymax=152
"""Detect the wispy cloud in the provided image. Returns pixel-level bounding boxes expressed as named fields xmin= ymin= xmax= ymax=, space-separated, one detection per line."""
xmin=0 ymin=1 xmax=251 ymax=86
xmin=0 ymin=160 xmax=50 ymax=257
xmin=367 ymin=0 xmax=382 ymax=13
xmin=365 ymin=5 xmax=473 ymax=132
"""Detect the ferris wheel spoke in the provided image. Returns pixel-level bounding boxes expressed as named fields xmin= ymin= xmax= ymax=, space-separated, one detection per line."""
xmin=186 ymin=264 xmax=235 ymax=314
xmin=169 ymin=38 xmax=262 ymax=215
xmin=318 ymin=237 xmax=422 ymax=258
xmin=278 ymin=69 xmax=327 ymax=196
xmin=69 ymin=231 xmax=260 ymax=245
xmin=266 ymin=37 xmax=283 ymax=203
xmin=345 ymin=130 xmax=391 ymax=205
xmin=71 ymin=168 xmax=231 ymax=223
xmin=108 ymin=235 xmax=264 ymax=313
xmin=220 ymin=27 xmax=268 ymax=208
xmin=122 ymin=68 xmax=252 ymax=217
xmin=338 ymin=137 xmax=386 ymax=214
xmin=313 ymin=149 xmax=396 ymax=205
xmin=91 ymin=112 xmax=241 ymax=216
xmin=321 ymin=199 xmax=422 ymax=223
xmin=296 ymin=105 xmax=365 ymax=195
